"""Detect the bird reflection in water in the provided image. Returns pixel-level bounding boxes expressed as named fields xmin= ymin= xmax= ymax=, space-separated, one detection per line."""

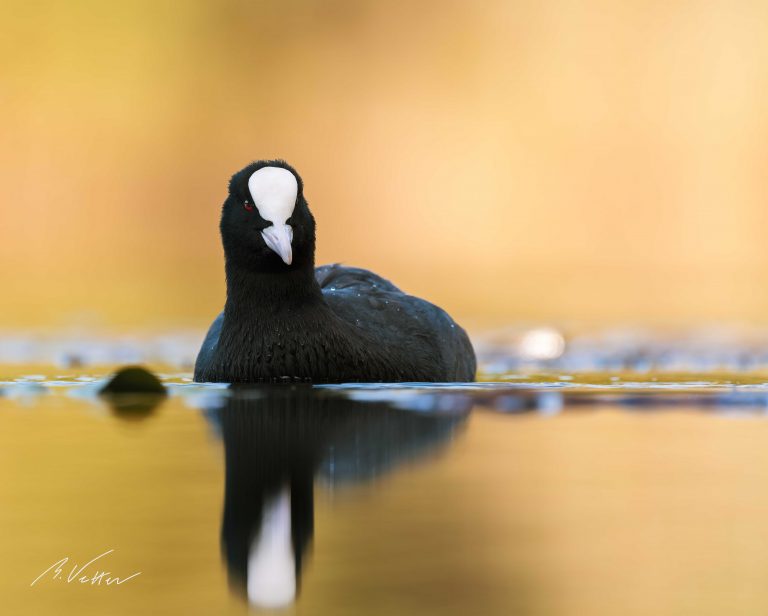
xmin=205 ymin=385 xmax=471 ymax=608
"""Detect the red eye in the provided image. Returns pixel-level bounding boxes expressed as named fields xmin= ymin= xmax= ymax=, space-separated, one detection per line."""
xmin=244 ymin=200 xmax=254 ymax=212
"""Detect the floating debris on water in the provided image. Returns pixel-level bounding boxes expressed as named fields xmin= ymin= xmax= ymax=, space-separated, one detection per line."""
xmin=99 ymin=366 xmax=167 ymax=395
xmin=98 ymin=366 xmax=168 ymax=418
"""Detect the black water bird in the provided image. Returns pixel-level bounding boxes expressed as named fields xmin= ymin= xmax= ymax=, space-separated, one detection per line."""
xmin=194 ymin=160 xmax=476 ymax=383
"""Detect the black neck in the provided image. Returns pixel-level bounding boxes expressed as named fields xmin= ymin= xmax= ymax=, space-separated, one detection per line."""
xmin=223 ymin=260 xmax=325 ymax=319
xmin=212 ymin=256 xmax=408 ymax=383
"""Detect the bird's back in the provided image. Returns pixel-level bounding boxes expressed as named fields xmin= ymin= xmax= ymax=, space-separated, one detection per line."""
xmin=315 ymin=264 xmax=476 ymax=381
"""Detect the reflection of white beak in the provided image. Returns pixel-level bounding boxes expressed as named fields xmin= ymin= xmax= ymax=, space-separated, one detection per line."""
xmin=261 ymin=224 xmax=293 ymax=265
xmin=247 ymin=486 xmax=296 ymax=608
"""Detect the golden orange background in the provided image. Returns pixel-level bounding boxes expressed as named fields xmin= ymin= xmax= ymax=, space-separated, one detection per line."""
xmin=2 ymin=0 xmax=768 ymax=329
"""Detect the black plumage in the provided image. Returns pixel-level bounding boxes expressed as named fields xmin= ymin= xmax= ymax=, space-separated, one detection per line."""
xmin=194 ymin=160 xmax=476 ymax=383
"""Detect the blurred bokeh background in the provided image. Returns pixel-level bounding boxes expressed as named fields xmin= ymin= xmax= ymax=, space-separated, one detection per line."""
xmin=2 ymin=0 xmax=768 ymax=330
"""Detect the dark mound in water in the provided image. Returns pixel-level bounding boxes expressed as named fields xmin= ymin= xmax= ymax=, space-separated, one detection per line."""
xmin=100 ymin=366 xmax=167 ymax=395
xmin=100 ymin=366 xmax=167 ymax=418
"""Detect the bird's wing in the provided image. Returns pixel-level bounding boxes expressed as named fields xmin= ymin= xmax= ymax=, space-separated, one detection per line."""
xmin=194 ymin=311 xmax=225 ymax=380
xmin=315 ymin=263 xmax=402 ymax=294
xmin=315 ymin=264 xmax=476 ymax=381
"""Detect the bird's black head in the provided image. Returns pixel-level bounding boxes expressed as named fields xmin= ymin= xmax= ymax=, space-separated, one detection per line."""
xmin=221 ymin=160 xmax=315 ymax=272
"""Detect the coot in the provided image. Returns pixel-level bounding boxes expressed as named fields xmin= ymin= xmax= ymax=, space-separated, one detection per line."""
xmin=194 ymin=160 xmax=476 ymax=383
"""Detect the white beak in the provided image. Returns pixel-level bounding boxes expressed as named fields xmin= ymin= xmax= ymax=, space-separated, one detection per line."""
xmin=261 ymin=224 xmax=293 ymax=265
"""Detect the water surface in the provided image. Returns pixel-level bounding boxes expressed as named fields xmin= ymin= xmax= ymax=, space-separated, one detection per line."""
xmin=4 ymin=366 xmax=768 ymax=615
